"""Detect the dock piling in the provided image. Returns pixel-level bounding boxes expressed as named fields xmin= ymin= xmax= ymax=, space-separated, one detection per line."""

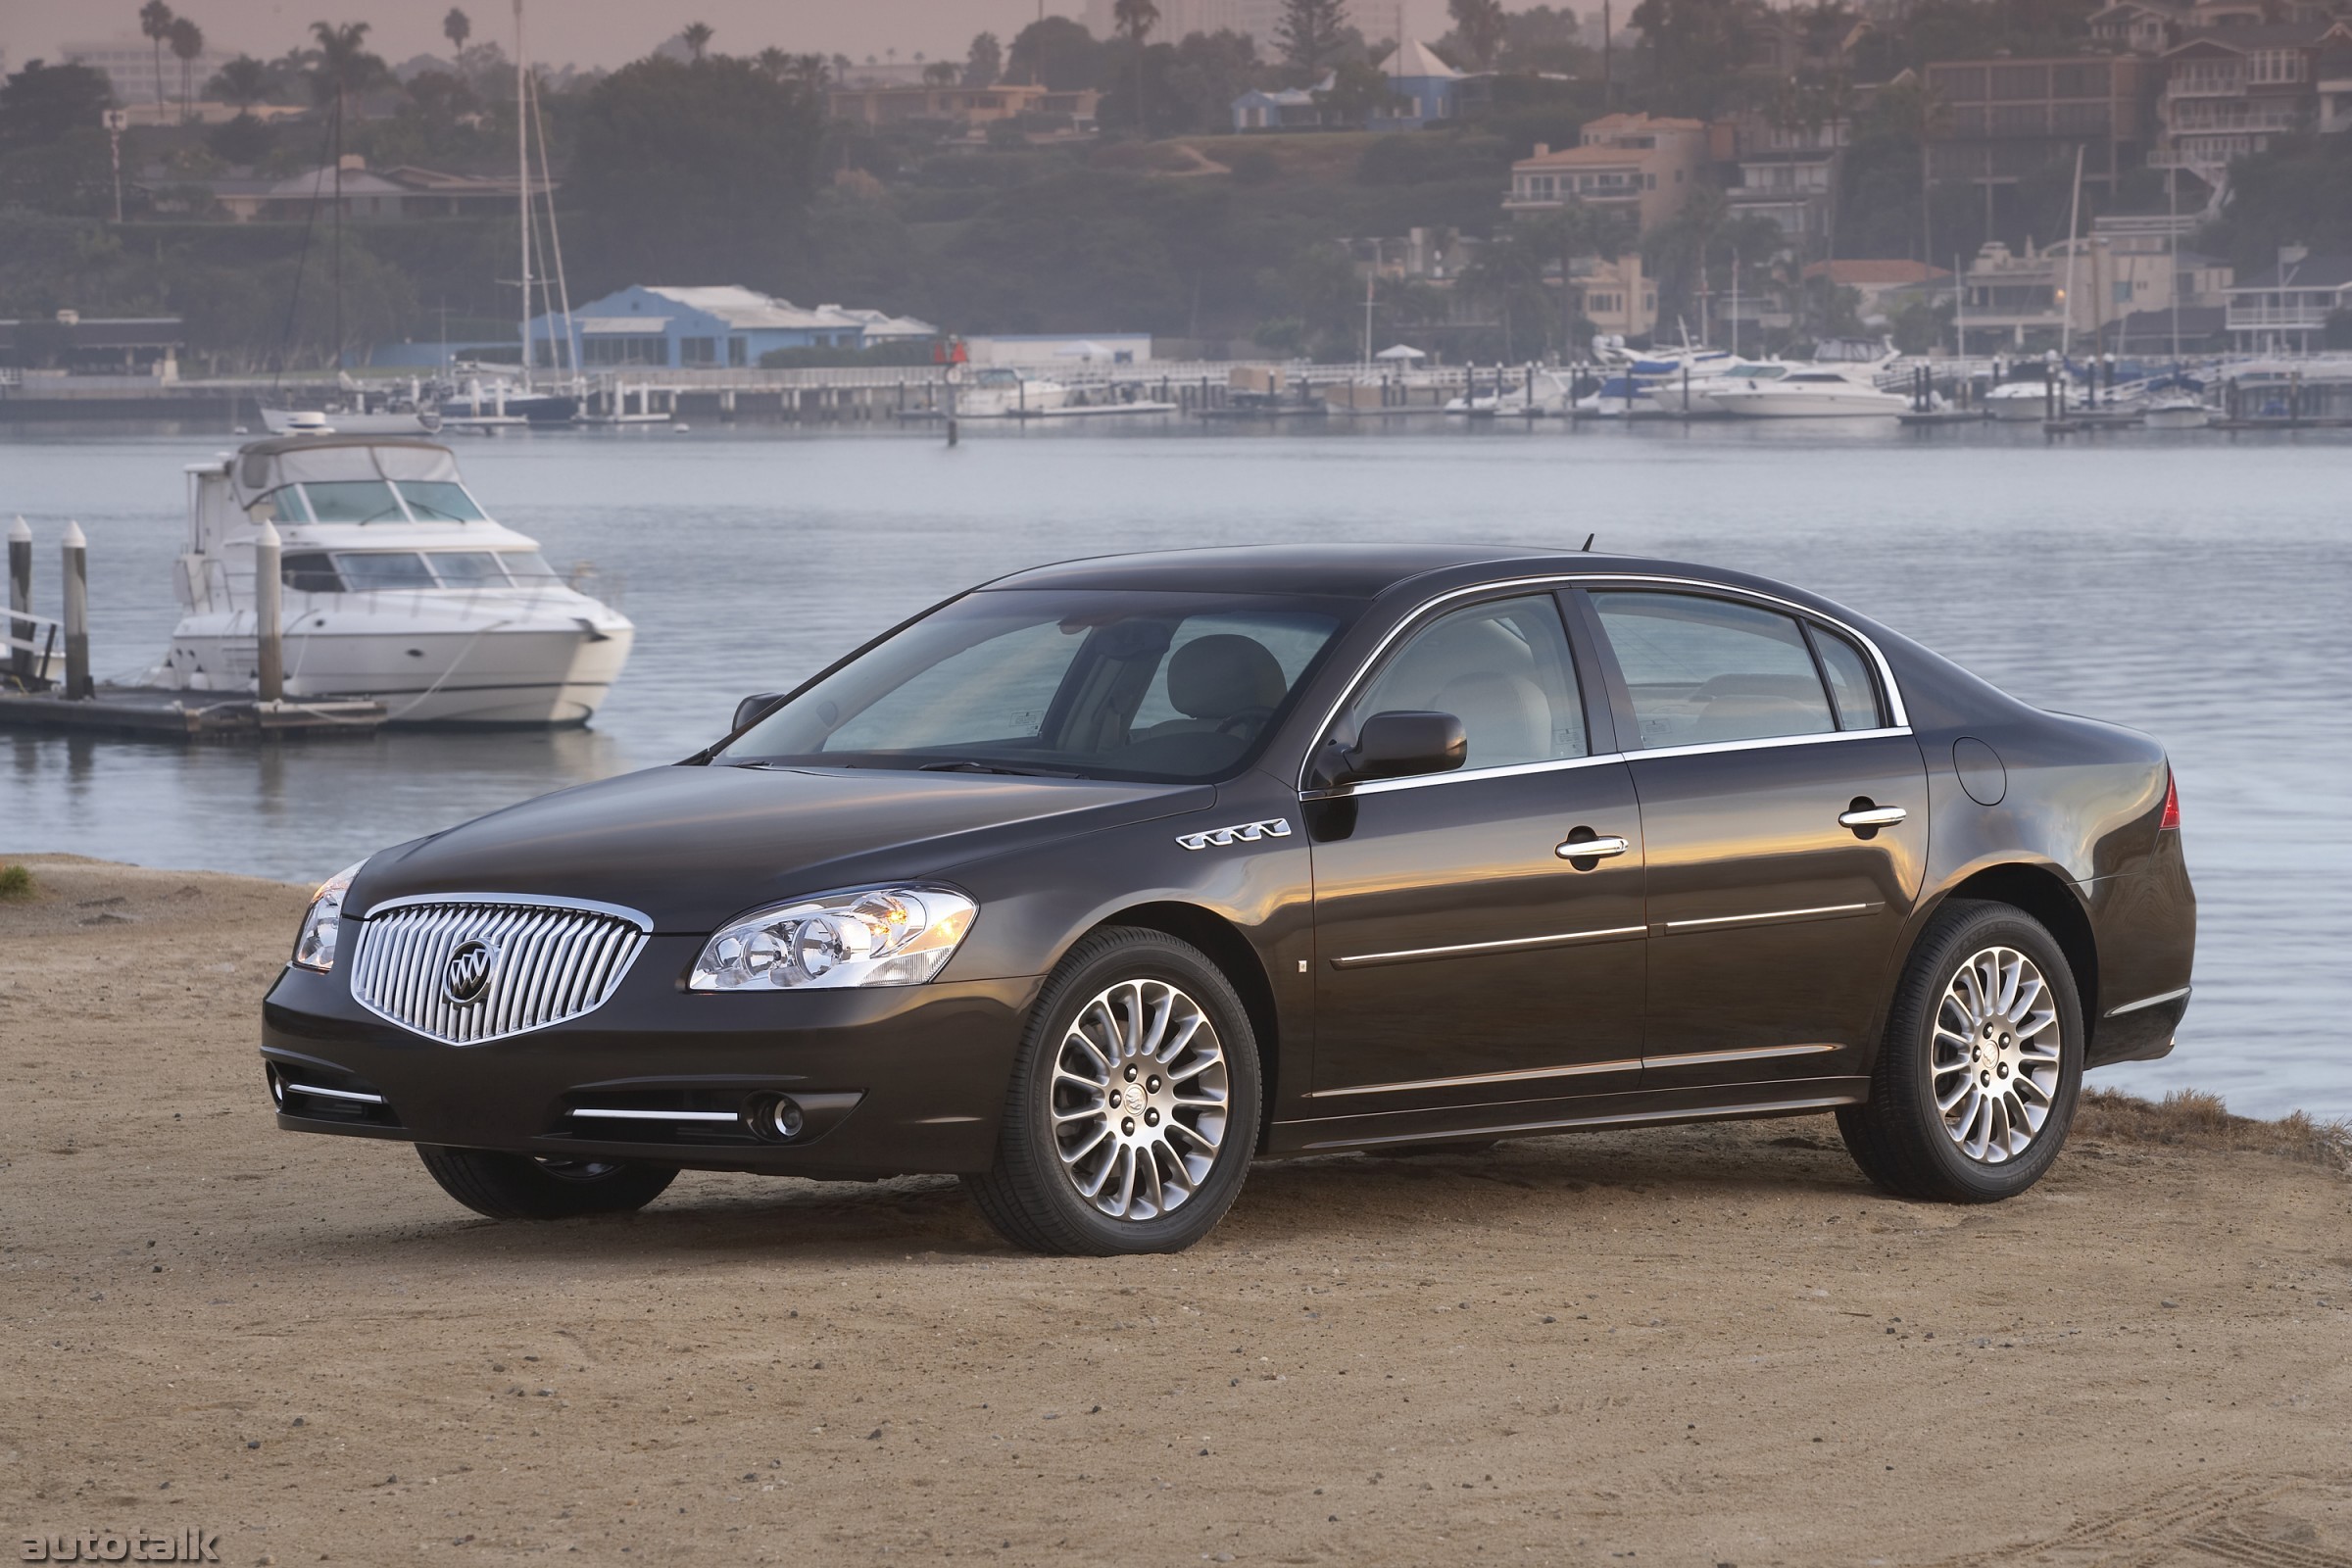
xmin=61 ymin=521 xmax=91 ymax=700
xmin=8 ymin=516 xmax=28 ymax=689
xmin=253 ymin=518 xmax=284 ymax=704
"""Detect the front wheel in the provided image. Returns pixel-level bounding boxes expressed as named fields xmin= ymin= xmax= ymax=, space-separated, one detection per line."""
xmin=1838 ymin=900 xmax=2084 ymax=1202
xmin=962 ymin=928 xmax=1261 ymax=1255
xmin=416 ymin=1145 xmax=678 ymax=1220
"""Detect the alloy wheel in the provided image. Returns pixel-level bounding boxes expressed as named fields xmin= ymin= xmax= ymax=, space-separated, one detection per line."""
xmin=1933 ymin=945 xmax=2063 ymax=1164
xmin=1051 ymin=978 xmax=1231 ymax=1220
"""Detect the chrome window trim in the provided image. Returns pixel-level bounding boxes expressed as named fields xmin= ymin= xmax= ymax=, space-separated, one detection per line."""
xmin=2105 ymin=985 xmax=2192 ymax=1018
xmin=1329 ymin=922 xmax=1645 ymax=970
xmin=1295 ymin=570 xmax=1912 ymax=796
xmin=357 ymin=890 xmax=655 ymax=929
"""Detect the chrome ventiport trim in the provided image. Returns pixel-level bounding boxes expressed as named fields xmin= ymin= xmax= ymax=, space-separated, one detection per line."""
xmin=567 ymin=1107 xmax=741 ymax=1123
xmin=1642 ymin=1042 xmax=1840 ymax=1069
xmin=1176 ymin=818 xmax=1292 ymax=851
xmin=283 ymin=1081 xmax=385 ymax=1104
xmin=1331 ymin=923 xmax=1645 ymax=970
xmin=1295 ymin=569 xmax=1913 ymax=794
xmin=1659 ymin=902 xmax=1879 ymax=934
xmin=1307 ymin=1055 xmax=1643 ymax=1099
xmin=2105 ymin=985 xmax=2192 ymax=1018
xmin=1300 ymin=1093 xmax=1867 ymax=1150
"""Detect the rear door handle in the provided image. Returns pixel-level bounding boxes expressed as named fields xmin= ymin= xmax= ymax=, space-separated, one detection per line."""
xmin=1555 ymin=834 xmax=1631 ymax=861
xmin=1838 ymin=807 xmax=1908 ymax=829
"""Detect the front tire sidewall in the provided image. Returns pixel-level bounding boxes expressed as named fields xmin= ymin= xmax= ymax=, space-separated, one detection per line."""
xmin=1888 ymin=906 xmax=2084 ymax=1200
xmin=993 ymin=930 xmax=1261 ymax=1255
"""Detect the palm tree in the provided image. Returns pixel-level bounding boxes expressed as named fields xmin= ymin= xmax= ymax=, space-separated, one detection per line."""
xmin=138 ymin=0 xmax=175 ymax=111
xmin=168 ymin=17 xmax=204 ymax=121
xmin=681 ymin=22 xmax=714 ymax=64
xmin=1113 ymin=0 xmax=1158 ymax=135
xmin=443 ymin=7 xmax=470 ymax=55
xmin=208 ymin=53 xmax=270 ymax=110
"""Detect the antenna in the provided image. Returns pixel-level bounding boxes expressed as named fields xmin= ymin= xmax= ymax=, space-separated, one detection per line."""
xmin=1581 ymin=533 xmax=1595 ymax=552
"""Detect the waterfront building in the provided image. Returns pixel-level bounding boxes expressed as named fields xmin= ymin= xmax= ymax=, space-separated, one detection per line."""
xmin=2224 ymin=251 xmax=2352 ymax=353
xmin=0 ymin=312 xmax=183 ymax=376
xmin=1725 ymin=117 xmax=1847 ymax=241
xmin=1505 ymin=115 xmax=1712 ymax=235
xmin=62 ymin=32 xmax=233 ymax=106
xmin=182 ymin=156 xmax=541 ymax=223
xmin=1804 ymin=261 xmax=1954 ymax=326
xmin=826 ymin=81 xmax=1101 ymax=130
xmin=527 ymin=287 xmax=936 ymax=370
xmin=960 ymin=333 xmax=1152 ymax=367
xmin=1373 ymin=41 xmax=1463 ymax=129
xmin=1923 ymin=55 xmax=2160 ymax=204
xmin=2152 ymin=20 xmax=2352 ymax=192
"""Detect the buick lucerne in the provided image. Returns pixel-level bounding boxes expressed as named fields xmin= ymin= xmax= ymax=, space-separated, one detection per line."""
xmin=262 ymin=546 xmax=2196 ymax=1254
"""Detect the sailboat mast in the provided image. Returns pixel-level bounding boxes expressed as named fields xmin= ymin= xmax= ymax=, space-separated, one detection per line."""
xmin=2059 ymin=144 xmax=2083 ymax=361
xmin=2168 ymin=164 xmax=2181 ymax=364
xmin=515 ymin=0 xmax=533 ymax=387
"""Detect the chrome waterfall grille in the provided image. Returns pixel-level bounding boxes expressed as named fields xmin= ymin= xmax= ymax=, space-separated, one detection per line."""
xmin=348 ymin=895 xmax=651 ymax=1046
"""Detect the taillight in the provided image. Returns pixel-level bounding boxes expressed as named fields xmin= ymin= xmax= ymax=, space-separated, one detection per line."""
xmin=2158 ymin=769 xmax=2180 ymax=832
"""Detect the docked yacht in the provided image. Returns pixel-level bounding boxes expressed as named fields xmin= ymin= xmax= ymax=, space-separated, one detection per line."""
xmin=150 ymin=435 xmax=633 ymax=725
xmin=954 ymin=367 xmax=1071 ymax=417
xmin=1699 ymin=358 xmax=1911 ymax=418
xmin=262 ymin=381 xmax=442 ymax=436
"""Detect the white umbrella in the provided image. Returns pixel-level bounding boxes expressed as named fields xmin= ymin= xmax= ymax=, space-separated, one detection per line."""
xmin=1373 ymin=343 xmax=1426 ymax=361
xmin=1056 ymin=340 xmax=1117 ymax=360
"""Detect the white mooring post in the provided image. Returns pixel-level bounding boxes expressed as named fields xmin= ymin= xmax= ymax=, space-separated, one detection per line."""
xmin=61 ymin=520 xmax=91 ymax=700
xmin=253 ymin=518 xmax=284 ymax=704
xmin=8 ymin=515 xmax=30 ymax=689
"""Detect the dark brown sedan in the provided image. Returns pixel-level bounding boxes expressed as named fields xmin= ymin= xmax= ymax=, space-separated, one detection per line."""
xmin=263 ymin=546 xmax=2194 ymax=1253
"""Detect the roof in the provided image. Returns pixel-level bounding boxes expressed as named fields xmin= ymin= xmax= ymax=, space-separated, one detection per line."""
xmin=2164 ymin=20 xmax=2350 ymax=53
xmin=1385 ymin=40 xmax=1461 ymax=80
xmin=2227 ymin=255 xmax=2352 ymax=290
xmin=1805 ymin=260 xmax=1953 ymax=286
xmin=0 ymin=317 xmax=185 ymax=348
xmin=1516 ymin=143 xmax=1664 ymax=169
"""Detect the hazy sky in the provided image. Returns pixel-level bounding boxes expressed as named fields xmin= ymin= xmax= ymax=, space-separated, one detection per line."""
xmin=7 ymin=0 xmax=1454 ymax=74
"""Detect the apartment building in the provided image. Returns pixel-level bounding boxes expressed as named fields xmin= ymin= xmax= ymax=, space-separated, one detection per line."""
xmin=1924 ymin=55 xmax=2161 ymax=198
xmin=1505 ymin=115 xmax=1712 ymax=233
xmin=2155 ymin=21 xmax=2352 ymax=188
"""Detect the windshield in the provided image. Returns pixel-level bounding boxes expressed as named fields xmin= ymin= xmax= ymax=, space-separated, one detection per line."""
xmin=720 ymin=589 xmax=1359 ymax=783
xmin=300 ymin=481 xmax=405 ymax=522
xmin=397 ymin=480 xmax=487 ymax=521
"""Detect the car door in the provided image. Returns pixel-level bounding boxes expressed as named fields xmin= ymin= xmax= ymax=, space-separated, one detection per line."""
xmin=1574 ymin=587 xmax=1928 ymax=1091
xmin=1306 ymin=592 xmax=1647 ymax=1115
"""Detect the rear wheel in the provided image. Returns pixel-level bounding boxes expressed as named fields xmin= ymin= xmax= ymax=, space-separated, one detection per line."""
xmin=1838 ymin=900 xmax=2083 ymax=1202
xmin=962 ymin=927 xmax=1261 ymax=1255
xmin=416 ymin=1145 xmax=678 ymax=1220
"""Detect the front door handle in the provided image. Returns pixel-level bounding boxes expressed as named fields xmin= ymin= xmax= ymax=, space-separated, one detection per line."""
xmin=1838 ymin=806 xmax=1908 ymax=829
xmin=1555 ymin=834 xmax=1631 ymax=861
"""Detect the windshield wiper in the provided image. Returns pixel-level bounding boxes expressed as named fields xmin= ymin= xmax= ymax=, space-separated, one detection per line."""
xmin=918 ymin=760 xmax=1081 ymax=778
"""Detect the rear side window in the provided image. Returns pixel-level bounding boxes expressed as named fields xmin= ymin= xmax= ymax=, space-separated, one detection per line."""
xmin=1346 ymin=594 xmax=1587 ymax=770
xmin=1809 ymin=626 xmax=1885 ymax=730
xmin=1592 ymin=592 xmax=1835 ymax=748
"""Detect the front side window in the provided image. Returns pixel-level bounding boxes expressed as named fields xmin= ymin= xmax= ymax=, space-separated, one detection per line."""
xmin=427 ymin=551 xmax=508 ymax=586
xmin=332 ymin=552 xmax=437 ymax=591
xmin=300 ymin=481 xmax=404 ymax=522
xmin=1592 ymin=592 xmax=1837 ymax=748
xmin=722 ymin=589 xmax=1356 ymax=784
xmin=279 ymin=552 xmax=344 ymax=593
xmin=1344 ymin=595 xmax=1587 ymax=771
xmin=500 ymin=551 xmax=560 ymax=581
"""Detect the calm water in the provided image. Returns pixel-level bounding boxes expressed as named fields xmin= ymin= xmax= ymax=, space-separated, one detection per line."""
xmin=5 ymin=419 xmax=2347 ymax=1118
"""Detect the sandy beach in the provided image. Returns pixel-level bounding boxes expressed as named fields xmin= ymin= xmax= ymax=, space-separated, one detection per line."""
xmin=2 ymin=853 xmax=2347 ymax=1566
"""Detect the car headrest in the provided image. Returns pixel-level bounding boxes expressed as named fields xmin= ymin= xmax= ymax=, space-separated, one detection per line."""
xmin=1168 ymin=634 xmax=1287 ymax=721
xmin=1433 ymin=669 xmax=1551 ymax=768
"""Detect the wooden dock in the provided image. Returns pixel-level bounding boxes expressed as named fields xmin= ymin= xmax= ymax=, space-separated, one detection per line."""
xmin=0 ymin=683 xmax=386 ymax=740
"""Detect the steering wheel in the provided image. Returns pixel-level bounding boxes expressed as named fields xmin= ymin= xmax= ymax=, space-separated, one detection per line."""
xmin=1213 ymin=706 xmax=1277 ymax=740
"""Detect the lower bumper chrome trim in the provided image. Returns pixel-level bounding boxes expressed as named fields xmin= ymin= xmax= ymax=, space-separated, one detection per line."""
xmin=284 ymin=1081 xmax=384 ymax=1104
xmin=568 ymin=1107 xmax=742 ymax=1123
xmin=2105 ymin=985 xmax=2192 ymax=1018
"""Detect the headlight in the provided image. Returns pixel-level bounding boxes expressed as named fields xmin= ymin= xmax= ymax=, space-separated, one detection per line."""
xmin=291 ymin=859 xmax=366 ymax=972
xmin=690 ymin=887 xmax=976 ymax=992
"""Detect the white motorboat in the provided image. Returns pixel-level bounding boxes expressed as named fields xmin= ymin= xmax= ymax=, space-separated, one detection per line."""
xmin=150 ymin=434 xmax=633 ymax=725
xmin=1699 ymin=359 xmax=1912 ymax=418
xmin=954 ymin=367 xmax=1071 ymax=417
xmin=2141 ymin=382 xmax=2212 ymax=429
xmin=1983 ymin=377 xmax=2070 ymax=422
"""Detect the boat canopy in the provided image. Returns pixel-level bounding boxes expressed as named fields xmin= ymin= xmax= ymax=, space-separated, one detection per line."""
xmin=231 ymin=436 xmax=460 ymax=512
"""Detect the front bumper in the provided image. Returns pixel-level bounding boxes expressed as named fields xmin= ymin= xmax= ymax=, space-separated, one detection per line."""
xmin=261 ymin=935 xmax=1040 ymax=1177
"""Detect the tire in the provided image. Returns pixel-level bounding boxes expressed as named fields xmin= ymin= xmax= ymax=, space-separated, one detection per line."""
xmin=415 ymin=1145 xmax=679 ymax=1220
xmin=962 ymin=927 xmax=1262 ymax=1256
xmin=1838 ymin=899 xmax=2084 ymax=1202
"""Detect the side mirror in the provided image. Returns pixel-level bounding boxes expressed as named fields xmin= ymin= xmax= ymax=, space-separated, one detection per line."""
xmin=1327 ymin=710 xmax=1467 ymax=788
xmin=732 ymin=692 xmax=787 ymax=733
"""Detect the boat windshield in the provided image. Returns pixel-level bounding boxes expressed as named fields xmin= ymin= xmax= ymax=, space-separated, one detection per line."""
xmin=430 ymin=551 xmax=508 ymax=585
xmin=333 ymin=552 xmax=439 ymax=590
xmin=719 ymin=588 xmax=1361 ymax=784
xmin=301 ymin=481 xmax=406 ymax=522
xmin=396 ymin=480 xmax=487 ymax=521
xmin=299 ymin=550 xmax=563 ymax=592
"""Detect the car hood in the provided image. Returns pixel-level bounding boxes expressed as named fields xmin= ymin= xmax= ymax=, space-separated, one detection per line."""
xmin=352 ymin=763 xmax=1215 ymax=932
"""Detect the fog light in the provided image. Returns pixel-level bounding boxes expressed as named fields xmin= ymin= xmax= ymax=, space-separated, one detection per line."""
xmin=267 ymin=1064 xmax=286 ymax=1108
xmin=749 ymin=1095 xmax=805 ymax=1142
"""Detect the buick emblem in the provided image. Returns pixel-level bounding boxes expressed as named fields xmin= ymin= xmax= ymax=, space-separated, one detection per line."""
xmin=443 ymin=939 xmax=498 ymax=1005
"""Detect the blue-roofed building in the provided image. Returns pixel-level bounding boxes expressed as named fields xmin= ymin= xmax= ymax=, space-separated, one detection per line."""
xmin=527 ymin=285 xmax=935 ymax=369
xmin=1372 ymin=40 xmax=1463 ymax=130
